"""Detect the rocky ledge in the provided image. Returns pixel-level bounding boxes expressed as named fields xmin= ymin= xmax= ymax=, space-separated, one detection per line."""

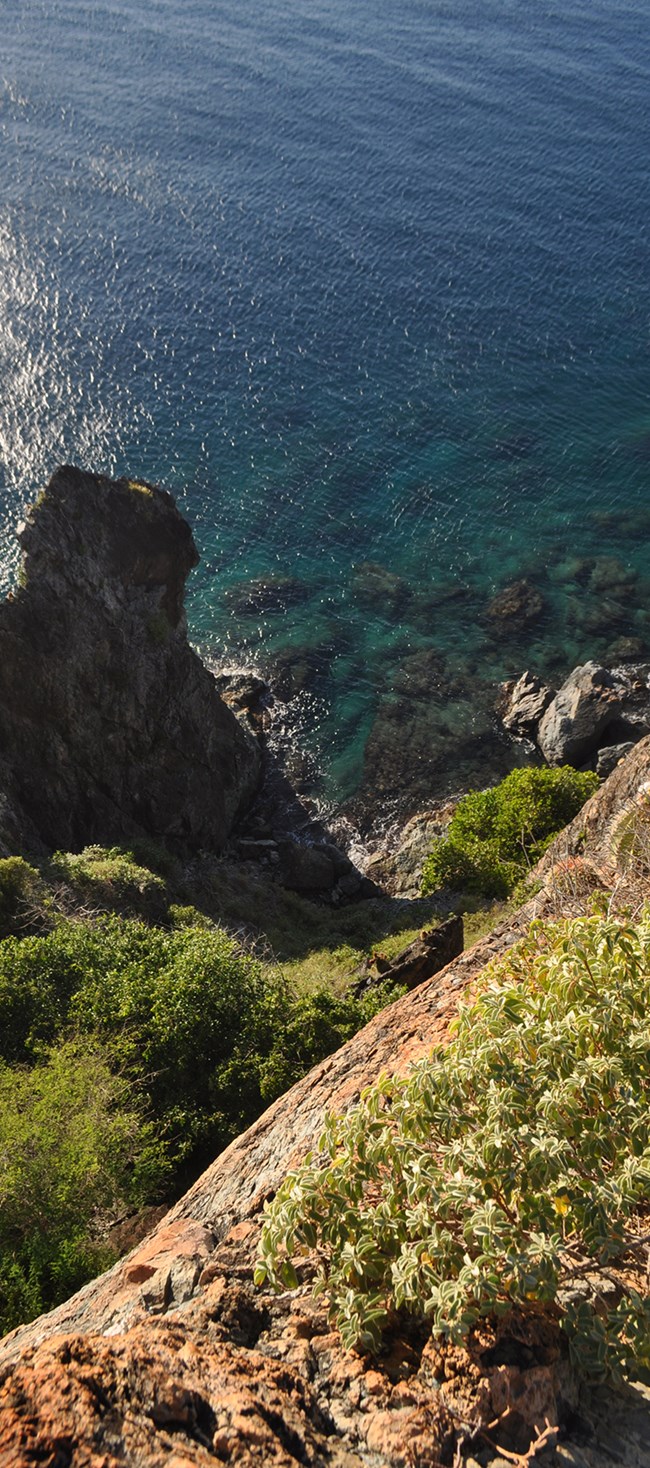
xmin=500 ymin=661 xmax=650 ymax=774
xmin=0 ymin=467 xmax=261 ymax=854
xmin=2 ymin=741 xmax=650 ymax=1467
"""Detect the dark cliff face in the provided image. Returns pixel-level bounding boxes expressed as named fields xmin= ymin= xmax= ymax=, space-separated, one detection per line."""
xmin=0 ymin=465 xmax=261 ymax=853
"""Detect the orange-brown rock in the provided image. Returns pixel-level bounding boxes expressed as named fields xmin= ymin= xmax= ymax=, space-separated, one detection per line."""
xmin=4 ymin=741 xmax=650 ymax=1465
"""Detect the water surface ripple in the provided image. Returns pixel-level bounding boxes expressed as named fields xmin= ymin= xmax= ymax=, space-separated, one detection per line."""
xmin=1 ymin=1 xmax=649 ymax=818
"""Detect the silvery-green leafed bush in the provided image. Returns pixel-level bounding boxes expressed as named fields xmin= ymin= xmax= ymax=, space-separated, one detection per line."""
xmin=256 ymin=909 xmax=650 ymax=1381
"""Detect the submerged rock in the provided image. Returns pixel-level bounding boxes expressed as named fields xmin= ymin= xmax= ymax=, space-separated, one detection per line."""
xmin=390 ymin=645 xmax=447 ymax=699
xmin=485 ymin=578 xmax=545 ymax=631
xmin=266 ymin=639 xmax=337 ymax=701
xmin=351 ymin=560 xmax=411 ymax=619
xmin=0 ymin=466 xmax=261 ymax=853
xmin=224 ymin=575 xmax=311 ymax=615
xmin=357 ymin=678 xmax=531 ymax=825
xmin=588 ymin=555 xmax=637 ymax=595
xmin=607 ymin=636 xmax=646 ymax=662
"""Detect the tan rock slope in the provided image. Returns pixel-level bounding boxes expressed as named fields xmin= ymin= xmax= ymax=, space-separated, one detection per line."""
xmin=2 ymin=741 xmax=650 ymax=1465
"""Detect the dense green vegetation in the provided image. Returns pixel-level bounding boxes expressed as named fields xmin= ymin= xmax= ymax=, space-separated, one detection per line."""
xmin=0 ymin=1040 xmax=166 ymax=1333
xmin=421 ymin=765 xmax=599 ymax=898
xmin=0 ymin=845 xmax=415 ymax=1337
xmin=0 ymin=756 xmax=613 ymax=1349
xmin=257 ymin=908 xmax=650 ymax=1381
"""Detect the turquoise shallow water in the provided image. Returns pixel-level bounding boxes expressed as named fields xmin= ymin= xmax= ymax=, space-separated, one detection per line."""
xmin=1 ymin=1 xmax=649 ymax=817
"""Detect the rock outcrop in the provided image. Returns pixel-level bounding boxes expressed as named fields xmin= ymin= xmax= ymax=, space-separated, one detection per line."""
xmin=3 ymin=741 xmax=650 ymax=1465
xmin=500 ymin=670 xmax=554 ymax=739
xmin=537 ymin=662 xmax=626 ymax=765
xmin=354 ymin=914 xmax=464 ymax=995
xmin=500 ymin=661 xmax=650 ymax=772
xmin=0 ymin=466 xmax=261 ymax=853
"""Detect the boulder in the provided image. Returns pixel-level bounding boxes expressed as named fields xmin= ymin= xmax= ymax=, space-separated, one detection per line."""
xmin=214 ymin=671 xmax=272 ymax=736
xmin=596 ymin=742 xmax=636 ymax=779
xmin=364 ymin=803 xmax=457 ymax=898
xmin=0 ymin=466 xmax=261 ymax=853
xmin=276 ymin=839 xmax=336 ymax=893
xmin=501 ymin=671 xmax=554 ymax=739
xmin=355 ymin=915 xmax=464 ymax=995
xmin=536 ymin=662 xmax=624 ymax=766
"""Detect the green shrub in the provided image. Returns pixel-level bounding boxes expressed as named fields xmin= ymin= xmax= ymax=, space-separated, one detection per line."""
xmin=71 ymin=921 xmax=289 ymax=1168
xmin=0 ymin=921 xmax=105 ymax=1065
xmin=0 ymin=856 xmax=43 ymax=937
xmin=257 ymin=909 xmax=650 ymax=1381
xmin=0 ymin=879 xmax=407 ymax=1334
xmin=422 ymin=766 xmax=599 ymax=898
xmin=169 ymin=903 xmax=215 ymax=928
xmin=0 ymin=917 xmax=281 ymax=1171
xmin=50 ymin=846 xmax=168 ymax=922
xmin=0 ymin=915 xmax=404 ymax=1189
xmin=0 ymin=1039 xmax=167 ymax=1335
xmin=255 ymin=980 xmax=405 ymax=1107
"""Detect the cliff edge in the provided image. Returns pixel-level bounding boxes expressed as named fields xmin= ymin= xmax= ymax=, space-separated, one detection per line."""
xmin=2 ymin=740 xmax=650 ymax=1466
xmin=0 ymin=466 xmax=260 ymax=853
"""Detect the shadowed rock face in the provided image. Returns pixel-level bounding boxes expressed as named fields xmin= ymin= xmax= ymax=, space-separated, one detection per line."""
xmin=0 ymin=466 xmax=261 ymax=853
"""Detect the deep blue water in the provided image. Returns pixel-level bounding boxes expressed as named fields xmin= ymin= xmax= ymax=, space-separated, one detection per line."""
xmin=1 ymin=1 xmax=649 ymax=816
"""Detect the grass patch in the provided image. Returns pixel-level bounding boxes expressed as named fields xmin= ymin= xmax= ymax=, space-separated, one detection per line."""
xmin=189 ymin=858 xmax=447 ymax=972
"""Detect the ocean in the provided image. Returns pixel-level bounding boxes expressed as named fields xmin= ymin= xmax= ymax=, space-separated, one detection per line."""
xmin=1 ymin=0 xmax=649 ymax=826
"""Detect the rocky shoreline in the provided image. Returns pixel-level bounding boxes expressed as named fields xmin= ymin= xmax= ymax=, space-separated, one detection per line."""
xmin=3 ymin=463 xmax=648 ymax=916
xmin=214 ymin=654 xmax=650 ymax=901
xmin=207 ymin=533 xmax=650 ymax=843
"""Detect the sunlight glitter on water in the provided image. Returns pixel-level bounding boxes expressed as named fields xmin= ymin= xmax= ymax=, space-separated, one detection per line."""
xmin=0 ymin=0 xmax=649 ymax=813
